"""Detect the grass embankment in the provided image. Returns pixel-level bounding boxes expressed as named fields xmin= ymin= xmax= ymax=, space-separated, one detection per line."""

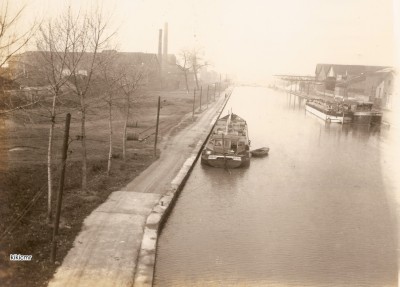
xmin=0 ymin=89 xmax=200 ymax=287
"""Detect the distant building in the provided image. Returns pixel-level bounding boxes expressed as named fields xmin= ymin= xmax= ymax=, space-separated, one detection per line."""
xmin=314 ymin=64 xmax=395 ymax=109
xmin=365 ymin=68 xmax=395 ymax=109
xmin=315 ymin=64 xmax=388 ymax=82
xmin=6 ymin=50 xmax=163 ymax=88
xmin=101 ymin=51 xmax=161 ymax=87
xmin=5 ymin=50 xmax=221 ymax=93
xmin=161 ymin=53 xmax=182 ymax=90
xmin=4 ymin=52 xmax=52 ymax=87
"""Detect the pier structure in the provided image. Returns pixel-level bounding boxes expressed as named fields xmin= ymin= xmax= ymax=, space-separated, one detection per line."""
xmin=274 ymin=75 xmax=321 ymax=109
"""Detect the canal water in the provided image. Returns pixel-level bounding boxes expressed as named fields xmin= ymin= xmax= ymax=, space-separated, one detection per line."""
xmin=154 ymin=87 xmax=398 ymax=287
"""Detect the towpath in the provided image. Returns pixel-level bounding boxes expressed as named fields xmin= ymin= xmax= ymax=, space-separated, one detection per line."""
xmin=48 ymin=93 xmax=228 ymax=287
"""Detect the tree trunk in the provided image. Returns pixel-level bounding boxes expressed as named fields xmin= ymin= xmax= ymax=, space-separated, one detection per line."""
xmin=107 ymin=100 xmax=113 ymax=175
xmin=47 ymin=95 xmax=56 ymax=223
xmin=193 ymin=69 xmax=199 ymax=89
xmin=47 ymin=124 xmax=54 ymax=220
xmin=80 ymin=94 xmax=87 ymax=190
xmin=122 ymin=95 xmax=130 ymax=161
xmin=184 ymin=71 xmax=189 ymax=94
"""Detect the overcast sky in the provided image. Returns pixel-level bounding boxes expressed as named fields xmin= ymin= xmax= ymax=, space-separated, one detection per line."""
xmin=20 ymin=0 xmax=399 ymax=83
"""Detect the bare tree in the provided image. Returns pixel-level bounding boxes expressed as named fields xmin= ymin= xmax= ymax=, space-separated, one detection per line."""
xmin=105 ymin=77 xmax=117 ymax=175
xmin=176 ymin=49 xmax=192 ymax=93
xmin=0 ymin=1 xmax=37 ymax=69
xmin=0 ymin=1 xmax=39 ymax=113
xmin=118 ymin=63 xmax=146 ymax=161
xmin=63 ymin=7 xmax=116 ymax=190
xmin=95 ymin=52 xmax=121 ymax=175
xmin=189 ymin=49 xmax=207 ymax=90
xmin=35 ymin=8 xmax=80 ymax=222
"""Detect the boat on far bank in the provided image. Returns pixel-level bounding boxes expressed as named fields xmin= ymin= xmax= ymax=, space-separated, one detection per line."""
xmin=305 ymin=99 xmax=353 ymax=123
xmin=201 ymin=113 xmax=251 ymax=168
xmin=305 ymin=98 xmax=384 ymax=126
xmin=349 ymin=102 xmax=383 ymax=125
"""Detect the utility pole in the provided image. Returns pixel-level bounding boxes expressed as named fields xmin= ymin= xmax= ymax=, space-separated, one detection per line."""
xmin=213 ymin=83 xmax=216 ymax=101
xmin=219 ymin=74 xmax=222 ymax=96
xmin=154 ymin=96 xmax=161 ymax=157
xmin=199 ymin=86 xmax=202 ymax=112
xmin=192 ymin=88 xmax=196 ymax=119
xmin=51 ymin=113 xmax=71 ymax=263
xmin=206 ymin=85 xmax=209 ymax=109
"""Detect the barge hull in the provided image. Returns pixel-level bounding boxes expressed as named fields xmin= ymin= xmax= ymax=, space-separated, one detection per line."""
xmin=201 ymin=155 xmax=250 ymax=168
xmin=305 ymin=104 xmax=351 ymax=123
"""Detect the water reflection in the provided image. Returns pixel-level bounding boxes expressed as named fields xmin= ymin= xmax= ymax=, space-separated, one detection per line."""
xmin=154 ymin=87 xmax=397 ymax=287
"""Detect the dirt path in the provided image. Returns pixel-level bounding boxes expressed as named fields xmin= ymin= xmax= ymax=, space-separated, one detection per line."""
xmin=47 ymin=94 xmax=228 ymax=287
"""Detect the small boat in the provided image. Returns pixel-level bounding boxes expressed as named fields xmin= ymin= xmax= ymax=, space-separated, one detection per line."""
xmin=201 ymin=112 xmax=251 ymax=168
xmin=250 ymin=147 xmax=269 ymax=157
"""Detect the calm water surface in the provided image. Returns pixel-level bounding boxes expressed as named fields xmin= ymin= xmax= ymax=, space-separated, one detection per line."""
xmin=154 ymin=87 xmax=398 ymax=287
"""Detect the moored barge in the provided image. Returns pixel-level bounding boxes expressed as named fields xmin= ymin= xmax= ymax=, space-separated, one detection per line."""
xmin=305 ymin=99 xmax=353 ymax=123
xmin=201 ymin=113 xmax=251 ymax=168
xmin=349 ymin=102 xmax=383 ymax=125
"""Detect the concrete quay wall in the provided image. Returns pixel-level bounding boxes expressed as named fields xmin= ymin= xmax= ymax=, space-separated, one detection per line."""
xmin=133 ymin=91 xmax=232 ymax=287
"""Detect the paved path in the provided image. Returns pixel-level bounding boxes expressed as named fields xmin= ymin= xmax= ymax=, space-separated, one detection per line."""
xmin=48 ymin=95 xmax=227 ymax=287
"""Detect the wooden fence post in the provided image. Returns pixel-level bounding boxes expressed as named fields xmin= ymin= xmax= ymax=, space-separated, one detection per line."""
xmin=51 ymin=113 xmax=71 ymax=263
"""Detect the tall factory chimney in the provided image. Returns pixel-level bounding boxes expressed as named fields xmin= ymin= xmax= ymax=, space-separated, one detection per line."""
xmin=163 ymin=22 xmax=168 ymax=66
xmin=158 ymin=29 xmax=163 ymax=87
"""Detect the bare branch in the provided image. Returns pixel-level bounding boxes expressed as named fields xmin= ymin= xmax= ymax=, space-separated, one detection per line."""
xmin=188 ymin=48 xmax=208 ymax=89
xmin=0 ymin=1 xmax=39 ymax=69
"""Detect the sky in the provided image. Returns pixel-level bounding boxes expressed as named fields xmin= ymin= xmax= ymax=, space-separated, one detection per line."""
xmin=15 ymin=0 xmax=399 ymax=83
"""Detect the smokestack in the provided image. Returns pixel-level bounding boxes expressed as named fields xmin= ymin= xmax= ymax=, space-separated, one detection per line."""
xmin=158 ymin=29 xmax=163 ymax=72
xmin=158 ymin=29 xmax=163 ymax=89
xmin=163 ymin=22 xmax=168 ymax=65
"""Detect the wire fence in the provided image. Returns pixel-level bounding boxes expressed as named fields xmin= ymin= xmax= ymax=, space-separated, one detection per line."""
xmin=0 ymin=149 xmax=124 ymax=243
xmin=0 ymin=159 xmax=66 ymax=242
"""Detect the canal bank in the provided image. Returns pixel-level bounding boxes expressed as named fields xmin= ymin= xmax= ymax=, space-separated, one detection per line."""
xmin=47 ymin=89 xmax=232 ymax=287
xmin=133 ymin=91 xmax=232 ymax=287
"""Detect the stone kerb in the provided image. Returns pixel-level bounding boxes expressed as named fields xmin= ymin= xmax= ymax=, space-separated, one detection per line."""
xmin=133 ymin=90 xmax=232 ymax=287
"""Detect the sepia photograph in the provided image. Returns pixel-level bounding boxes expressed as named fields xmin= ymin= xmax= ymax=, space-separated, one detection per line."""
xmin=0 ymin=0 xmax=399 ymax=286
